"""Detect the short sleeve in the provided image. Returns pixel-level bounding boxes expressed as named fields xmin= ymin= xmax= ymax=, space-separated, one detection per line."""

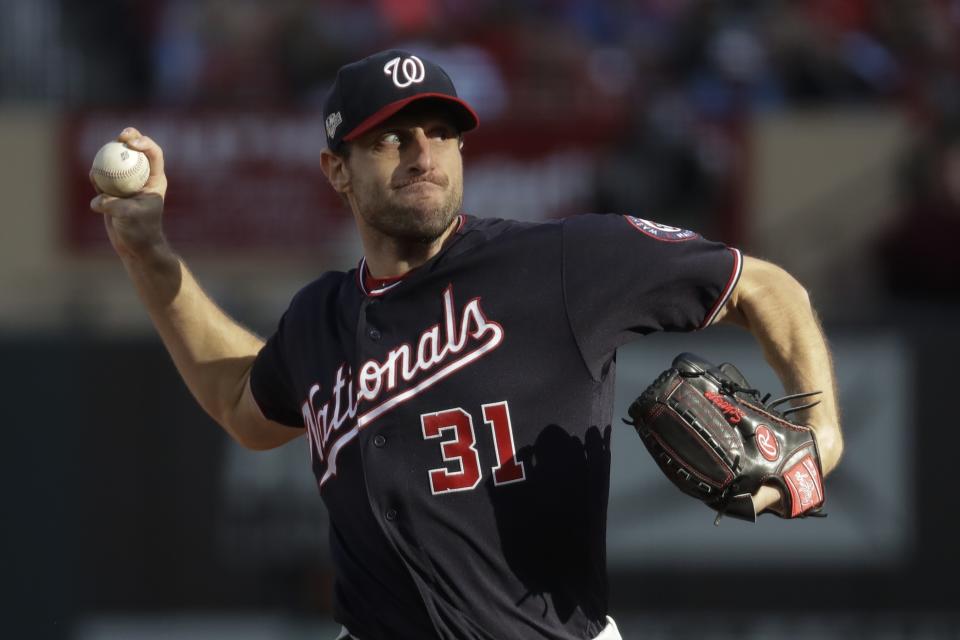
xmin=250 ymin=310 xmax=304 ymax=428
xmin=562 ymin=213 xmax=742 ymax=377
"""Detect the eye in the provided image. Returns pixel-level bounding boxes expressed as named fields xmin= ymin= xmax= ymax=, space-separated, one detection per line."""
xmin=380 ymin=132 xmax=402 ymax=146
xmin=428 ymin=126 xmax=455 ymax=141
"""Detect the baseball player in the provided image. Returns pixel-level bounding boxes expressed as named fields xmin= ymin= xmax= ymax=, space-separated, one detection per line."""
xmin=90 ymin=50 xmax=843 ymax=639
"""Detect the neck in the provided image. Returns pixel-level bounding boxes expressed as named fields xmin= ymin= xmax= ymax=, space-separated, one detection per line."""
xmin=357 ymin=214 xmax=461 ymax=278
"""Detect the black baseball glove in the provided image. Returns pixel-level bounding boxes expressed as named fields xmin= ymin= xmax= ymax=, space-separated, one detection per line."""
xmin=625 ymin=353 xmax=826 ymax=525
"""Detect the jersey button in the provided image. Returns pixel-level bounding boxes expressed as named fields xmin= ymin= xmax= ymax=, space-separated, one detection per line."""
xmin=385 ymin=508 xmax=398 ymax=522
xmin=373 ymin=434 xmax=387 ymax=447
xmin=368 ymin=328 xmax=382 ymax=341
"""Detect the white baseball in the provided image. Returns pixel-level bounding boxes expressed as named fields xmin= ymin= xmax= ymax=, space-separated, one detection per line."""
xmin=90 ymin=141 xmax=150 ymax=197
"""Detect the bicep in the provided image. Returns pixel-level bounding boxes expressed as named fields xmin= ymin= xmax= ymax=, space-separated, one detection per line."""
xmin=229 ymin=375 xmax=304 ymax=450
xmin=713 ymin=256 xmax=807 ymax=328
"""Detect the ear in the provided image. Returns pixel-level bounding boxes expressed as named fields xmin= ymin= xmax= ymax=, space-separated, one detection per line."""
xmin=320 ymin=148 xmax=351 ymax=195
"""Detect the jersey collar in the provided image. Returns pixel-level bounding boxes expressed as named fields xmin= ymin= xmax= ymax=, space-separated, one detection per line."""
xmin=356 ymin=214 xmax=468 ymax=297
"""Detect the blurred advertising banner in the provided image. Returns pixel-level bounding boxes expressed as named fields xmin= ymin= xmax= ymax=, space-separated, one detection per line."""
xmin=64 ymin=111 xmax=345 ymax=253
xmin=63 ymin=111 xmax=622 ymax=253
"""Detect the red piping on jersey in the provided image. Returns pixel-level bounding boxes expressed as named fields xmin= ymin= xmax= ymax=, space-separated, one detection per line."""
xmin=700 ymin=247 xmax=743 ymax=329
xmin=357 ymin=257 xmax=407 ymax=297
xmin=356 ymin=214 xmax=466 ymax=297
xmin=364 ymin=269 xmax=406 ymax=292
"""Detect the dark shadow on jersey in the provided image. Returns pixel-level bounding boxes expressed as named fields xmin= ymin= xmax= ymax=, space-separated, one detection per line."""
xmin=485 ymin=423 xmax=611 ymax=624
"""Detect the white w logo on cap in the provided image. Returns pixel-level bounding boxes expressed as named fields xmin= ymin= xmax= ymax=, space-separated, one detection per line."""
xmin=383 ymin=55 xmax=426 ymax=88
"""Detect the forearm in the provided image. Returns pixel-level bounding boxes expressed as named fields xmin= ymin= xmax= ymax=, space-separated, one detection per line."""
xmin=120 ymin=244 xmax=264 ymax=437
xmin=730 ymin=260 xmax=843 ymax=474
xmin=89 ymin=127 xmax=296 ymax=449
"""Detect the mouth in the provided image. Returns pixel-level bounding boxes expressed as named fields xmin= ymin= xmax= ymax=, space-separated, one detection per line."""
xmin=394 ymin=177 xmax=445 ymax=191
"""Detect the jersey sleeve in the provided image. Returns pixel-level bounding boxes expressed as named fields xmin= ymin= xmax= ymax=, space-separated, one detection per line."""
xmin=250 ymin=309 xmax=304 ymax=428
xmin=562 ymin=213 xmax=742 ymax=378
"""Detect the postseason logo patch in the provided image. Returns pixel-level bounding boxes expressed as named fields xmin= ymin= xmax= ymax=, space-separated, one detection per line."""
xmin=325 ymin=111 xmax=343 ymax=139
xmin=624 ymin=216 xmax=697 ymax=242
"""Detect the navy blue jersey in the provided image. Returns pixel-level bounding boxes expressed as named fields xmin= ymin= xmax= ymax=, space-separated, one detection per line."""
xmin=250 ymin=213 xmax=741 ymax=640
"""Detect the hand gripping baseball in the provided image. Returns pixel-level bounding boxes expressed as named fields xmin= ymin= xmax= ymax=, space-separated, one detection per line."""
xmin=625 ymin=353 xmax=827 ymax=525
xmin=89 ymin=127 xmax=169 ymax=260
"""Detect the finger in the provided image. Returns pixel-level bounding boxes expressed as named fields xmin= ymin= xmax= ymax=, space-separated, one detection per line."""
xmin=90 ymin=194 xmax=111 ymax=214
xmin=117 ymin=126 xmax=142 ymax=143
xmin=126 ymin=135 xmax=165 ymax=178
xmin=90 ymin=193 xmax=123 ymax=216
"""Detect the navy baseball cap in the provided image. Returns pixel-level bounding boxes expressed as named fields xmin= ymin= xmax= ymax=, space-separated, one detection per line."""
xmin=323 ymin=49 xmax=480 ymax=151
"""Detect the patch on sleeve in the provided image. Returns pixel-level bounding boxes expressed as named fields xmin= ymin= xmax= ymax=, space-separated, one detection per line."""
xmin=624 ymin=216 xmax=698 ymax=242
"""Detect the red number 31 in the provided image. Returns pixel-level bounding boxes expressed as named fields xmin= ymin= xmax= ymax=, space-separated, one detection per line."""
xmin=420 ymin=401 xmax=526 ymax=495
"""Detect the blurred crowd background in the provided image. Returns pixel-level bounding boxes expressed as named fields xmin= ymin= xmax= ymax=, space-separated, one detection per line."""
xmin=4 ymin=0 xmax=960 ymax=313
xmin=2 ymin=0 xmax=959 ymax=638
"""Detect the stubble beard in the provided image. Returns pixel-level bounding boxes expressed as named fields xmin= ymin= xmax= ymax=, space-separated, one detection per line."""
xmin=357 ymin=180 xmax=463 ymax=244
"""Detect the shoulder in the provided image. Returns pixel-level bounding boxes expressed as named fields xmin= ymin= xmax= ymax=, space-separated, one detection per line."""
xmin=451 ymin=213 xmax=701 ymax=259
xmin=442 ymin=215 xmax=563 ymax=265
xmin=461 ymin=214 xmax=555 ymax=238
xmin=562 ymin=213 xmax=700 ymax=242
xmin=455 ymin=215 xmax=562 ymax=250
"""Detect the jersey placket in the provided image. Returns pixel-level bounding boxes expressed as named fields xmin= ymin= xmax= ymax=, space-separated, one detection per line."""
xmin=353 ymin=292 xmax=436 ymax=593
xmin=353 ymin=295 xmax=397 ymax=524
xmin=358 ymin=286 xmax=470 ymax=638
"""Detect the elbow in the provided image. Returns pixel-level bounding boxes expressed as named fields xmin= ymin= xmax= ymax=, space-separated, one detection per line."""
xmin=821 ymin=430 xmax=844 ymax=475
xmin=792 ymin=277 xmax=812 ymax=310
xmin=765 ymin=261 xmax=811 ymax=309
xmin=222 ymin=408 xmax=298 ymax=452
xmin=223 ymin=415 xmax=279 ymax=451
xmin=766 ymin=263 xmax=814 ymax=318
xmin=216 ymin=414 xmax=254 ymax=450
xmin=236 ymin=434 xmax=282 ymax=451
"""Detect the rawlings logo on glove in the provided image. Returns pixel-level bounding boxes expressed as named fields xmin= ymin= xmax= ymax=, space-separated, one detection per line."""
xmin=625 ymin=353 xmax=827 ymax=525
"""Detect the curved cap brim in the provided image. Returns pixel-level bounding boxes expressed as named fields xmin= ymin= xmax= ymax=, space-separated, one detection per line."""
xmin=342 ymin=93 xmax=479 ymax=143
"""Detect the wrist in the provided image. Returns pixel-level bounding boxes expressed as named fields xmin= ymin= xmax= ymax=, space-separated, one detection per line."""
xmin=119 ymin=241 xmax=184 ymax=309
xmin=751 ymin=483 xmax=784 ymax=515
xmin=118 ymin=237 xmax=177 ymax=270
xmin=809 ymin=427 xmax=843 ymax=476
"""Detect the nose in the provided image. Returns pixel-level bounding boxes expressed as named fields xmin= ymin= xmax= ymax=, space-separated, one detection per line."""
xmin=405 ymin=128 xmax=433 ymax=173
